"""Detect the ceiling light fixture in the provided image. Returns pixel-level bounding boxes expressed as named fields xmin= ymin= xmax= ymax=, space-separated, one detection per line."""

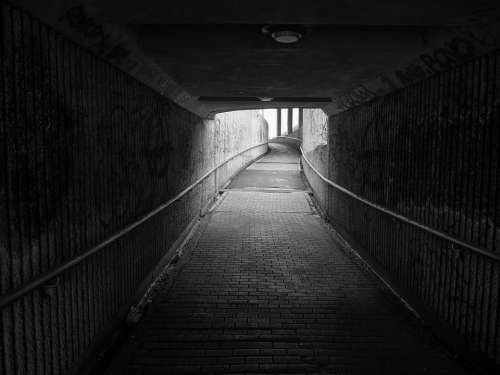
xmin=271 ymin=30 xmax=302 ymax=44
xmin=262 ymin=25 xmax=306 ymax=44
xmin=259 ymin=97 xmax=274 ymax=102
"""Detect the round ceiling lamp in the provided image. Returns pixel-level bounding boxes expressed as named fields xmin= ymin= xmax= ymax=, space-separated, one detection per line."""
xmin=262 ymin=25 xmax=306 ymax=44
xmin=271 ymin=30 xmax=302 ymax=44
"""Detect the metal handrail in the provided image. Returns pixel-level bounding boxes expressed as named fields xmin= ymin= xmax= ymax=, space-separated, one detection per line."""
xmin=0 ymin=142 xmax=268 ymax=308
xmin=300 ymin=146 xmax=500 ymax=262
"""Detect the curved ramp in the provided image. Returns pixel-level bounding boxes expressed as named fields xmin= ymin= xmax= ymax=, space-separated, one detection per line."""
xmin=227 ymin=143 xmax=305 ymax=190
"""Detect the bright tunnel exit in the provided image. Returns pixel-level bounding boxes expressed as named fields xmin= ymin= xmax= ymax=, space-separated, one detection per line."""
xmin=262 ymin=108 xmax=301 ymax=138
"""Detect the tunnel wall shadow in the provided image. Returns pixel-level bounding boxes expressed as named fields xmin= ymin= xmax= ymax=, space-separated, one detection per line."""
xmin=302 ymin=51 xmax=500 ymax=372
xmin=0 ymin=4 xmax=268 ymax=374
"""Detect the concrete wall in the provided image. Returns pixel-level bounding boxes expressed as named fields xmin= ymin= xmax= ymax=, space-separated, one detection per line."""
xmin=0 ymin=5 xmax=268 ymax=374
xmin=213 ymin=111 xmax=269 ymax=188
xmin=301 ymin=52 xmax=500 ymax=370
xmin=301 ymin=109 xmax=329 ymax=209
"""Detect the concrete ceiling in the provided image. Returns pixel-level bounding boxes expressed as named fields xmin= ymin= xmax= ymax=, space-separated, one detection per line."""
xmin=11 ymin=0 xmax=500 ymax=117
xmin=94 ymin=0 xmax=496 ymax=26
xmin=133 ymin=24 xmax=428 ymax=111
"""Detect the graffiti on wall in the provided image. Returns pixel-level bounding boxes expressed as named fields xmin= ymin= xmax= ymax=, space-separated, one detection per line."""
xmin=332 ymin=73 xmax=500 ymax=252
xmin=54 ymin=4 xmax=206 ymax=117
xmin=336 ymin=15 xmax=500 ymax=111
xmin=1 ymin=2 xmax=269 ymax=276
xmin=59 ymin=6 xmax=137 ymax=70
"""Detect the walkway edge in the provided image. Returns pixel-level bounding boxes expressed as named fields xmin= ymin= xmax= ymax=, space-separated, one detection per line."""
xmin=304 ymin=192 xmax=422 ymax=319
xmin=304 ymin=191 xmax=494 ymax=374
xmin=74 ymin=149 xmax=266 ymax=375
xmin=101 ymin=191 xmax=231 ymax=375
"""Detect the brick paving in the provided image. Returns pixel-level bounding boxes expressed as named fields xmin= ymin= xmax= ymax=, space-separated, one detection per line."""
xmin=107 ymin=143 xmax=468 ymax=374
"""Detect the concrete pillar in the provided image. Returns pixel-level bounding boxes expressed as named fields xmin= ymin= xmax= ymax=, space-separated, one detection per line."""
xmin=298 ymin=108 xmax=304 ymax=140
xmin=276 ymin=108 xmax=281 ymax=136
xmin=287 ymin=108 xmax=293 ymax=135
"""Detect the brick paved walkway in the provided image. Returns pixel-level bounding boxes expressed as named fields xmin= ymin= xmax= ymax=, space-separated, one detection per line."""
xmin=107 ymin=143 xmax=468 ymax=374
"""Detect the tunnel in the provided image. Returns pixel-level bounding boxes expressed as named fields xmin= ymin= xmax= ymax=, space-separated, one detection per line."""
xmin=1 ymin=1 xmax=500 ymax=374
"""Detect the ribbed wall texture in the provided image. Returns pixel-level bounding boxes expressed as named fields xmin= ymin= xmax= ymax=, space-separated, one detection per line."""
xmin=303 ymin=50 xmax=500 ymax=369
xmin=0 ymin=3 xmax=268 ymax=374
